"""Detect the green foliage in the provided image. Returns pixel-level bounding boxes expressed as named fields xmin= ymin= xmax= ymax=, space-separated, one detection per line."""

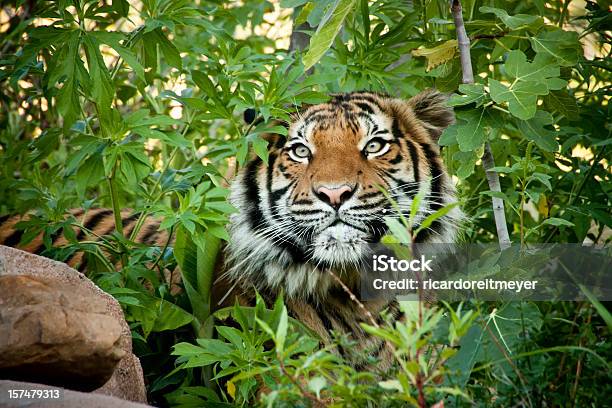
xmin=0 ymin=0 xmax=610 ymax=407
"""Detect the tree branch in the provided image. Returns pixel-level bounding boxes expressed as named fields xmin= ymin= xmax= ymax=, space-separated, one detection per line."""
xmin=451 ymin=0 xmax=511 ymax=250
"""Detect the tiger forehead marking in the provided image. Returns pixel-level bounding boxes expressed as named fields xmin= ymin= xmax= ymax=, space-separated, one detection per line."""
xmin=226 ymin=90 xmax=461 ymax=299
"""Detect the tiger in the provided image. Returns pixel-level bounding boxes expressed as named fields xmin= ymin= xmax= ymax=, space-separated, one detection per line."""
xmin=0 ymin=89 xmax=461 ymax=370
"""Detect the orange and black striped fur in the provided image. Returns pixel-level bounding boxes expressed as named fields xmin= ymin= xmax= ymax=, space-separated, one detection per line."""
xmin=0 ymin=90 xmax=461 ymax=370
xmin=0 ymin=209 xmax=170 ymax=270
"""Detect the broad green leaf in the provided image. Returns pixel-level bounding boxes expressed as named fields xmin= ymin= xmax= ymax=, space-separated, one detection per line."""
xmin=544 ymin=90 xmax=580 ymax=120
xmin=173 ymin=342 xmax=206 ymax=357
xmin=303 ymin=0 xmax=357 ymax=70
xmin=207 ymin=224 xmax=230 ymax=241
xmin=446 ymin=303 xmax=542 ymax=386
xmin=133 ymin=127 xmax=190 ymax=148
xmin=438 ymin=125 xmax=457 ymax=147
xmin=453 ymin=150 xmax=479 ymax=179
xmin=448 ymin=83 xmax=487 ymax=107
xmin=530 ymin=172 xmax=552 ymax=190
xmin=490 ymin=50 xmax=566 ymax=120
xmin=479 ymin=6 xmax=541 ymax=30
xmin=504 ymin=50 xmax=566 ymax=90
xmin=489 ymin=78 xmax=545 ymax=120
xmin=530 ymin=30 xmax=581 ymax=66
xmin=517 ymin=111 xmax=559 ymax=152
xmin=134 ymin=297 xmax=194 ymax=334
xmin=455 ymin=109 xmax=487 ymax=152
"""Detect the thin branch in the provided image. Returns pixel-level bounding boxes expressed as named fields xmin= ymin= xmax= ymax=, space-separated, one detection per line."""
xmin=277 ymin=352 xmax=329 ymax=407
xmin=451 ymin=0 xmax=511 ymax=250
xmin=472 ymin=31 xmax=509 ymax=41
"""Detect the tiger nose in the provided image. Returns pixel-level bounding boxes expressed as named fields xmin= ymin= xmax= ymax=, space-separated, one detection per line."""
xmin=315 ymin=185 xmax=355 ymax=209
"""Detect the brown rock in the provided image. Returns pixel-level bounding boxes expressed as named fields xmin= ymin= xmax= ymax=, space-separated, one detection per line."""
xmin=95 ymin=354 xmax=147 ymax=403
xmin=0 ymin=380 xmax=152 ymax=408
xmin=0 ymin=246 xmax=147 ymax=402
xmin=0 ymin=274 xmax=125 ymax=390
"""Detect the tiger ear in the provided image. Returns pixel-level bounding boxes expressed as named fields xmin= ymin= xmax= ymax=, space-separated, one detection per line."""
xmin=407 ymin=89 xmax=455 ymax=141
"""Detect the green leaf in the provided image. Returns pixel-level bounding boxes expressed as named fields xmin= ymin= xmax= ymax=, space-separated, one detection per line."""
xmin=303 ymin=0 xmax=357 ymax=70
xmin=154 ymin=29 xmax=182 ymax=70
xmin=416 ymin=203 xmax=459 ymax=235
xmin=275 ymin=306 xmax=289 ymax=352
xmin=504 ymin=51 xmax=566 ymax=90
xmin=192 ymin=70 xmax=217 ymax=98
xmin=517 ymin=111 xmax=559 ymax=152
xmin=438 ymin=126 xmax=457 ymax=147
xmin=448 ymin=83 xmax=487 ymax=107
xmin=132 ymin=127 xmax=190 ymax=148
xmin=530 ymin=172 xmax=552 ymax=190
xmin=144 ymin=298 xmax=194 ymax=334
xmin=308 ymin=377 xmax=327 ymax=398
xmin=207 ymin=224 xmax=229 ymax=241
xmin=542 ymin=217 xmax=574 ymax=227
xmin=455 ymin=109 xmax=487 ymax=152
xmin=530 ymin=30 xmax=581 ymax=67
xmin=480 ymin=190 xmax=509 ymax=201
xmin=489 ymin=78 xmax=544 ymax=120
xmin=90 ymin=31 xmax=146 ymax=82
xmin=479 ymin=6 xmax=541 ymax=30
xmin=83 ymin=35 xmax=115 ymax=133
xmin=251 ymin=136 xmax=269 ymax=164
xmin=490 ymin=50 xmax=566 ymax=120
xmin=174 ymin=226 xmax=222 ymax=337
xmin=580 ymin=285 xmax=612 ymax=331
xmin=281 ymin=0 xmax=310 ymax=7
xmin=173 ymin=342 xmax=205 ymax=357
xmin=544 ymin=90 xmax=580 ymax=120
xmin=55 ymin=33 xmax=84 ymax=130
xmin=384 ymin=218 xmax=411 ymax=244
xmin=75 ymin=153 xmax=104 ymax=197
xmin=453 ymin=150 xmax=479 ymax=179
xmin=112 ymin=0 xmax=129 ymax=17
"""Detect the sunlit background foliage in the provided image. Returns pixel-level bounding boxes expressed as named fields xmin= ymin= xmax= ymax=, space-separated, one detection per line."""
xmin=0 ymin=0 xmax=610 ymax=406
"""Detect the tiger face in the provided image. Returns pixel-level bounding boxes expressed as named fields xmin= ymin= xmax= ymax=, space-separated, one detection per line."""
xmin=226 ymin=90 xmax=461 ymax=299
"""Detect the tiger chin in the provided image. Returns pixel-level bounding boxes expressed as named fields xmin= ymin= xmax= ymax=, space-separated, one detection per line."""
xmin=224 ymin=89 xmax=462 ymax=307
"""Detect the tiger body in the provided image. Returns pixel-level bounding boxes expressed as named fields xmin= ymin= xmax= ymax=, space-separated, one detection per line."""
xmin=0 ymin=90 xmax=461 ymax=370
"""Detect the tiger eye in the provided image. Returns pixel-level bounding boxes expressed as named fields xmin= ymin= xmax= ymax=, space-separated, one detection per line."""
xmin=365 ymin=139 xmax=385 ymax=154
xmin=292 ymin=144 xmax=311 ymax=158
